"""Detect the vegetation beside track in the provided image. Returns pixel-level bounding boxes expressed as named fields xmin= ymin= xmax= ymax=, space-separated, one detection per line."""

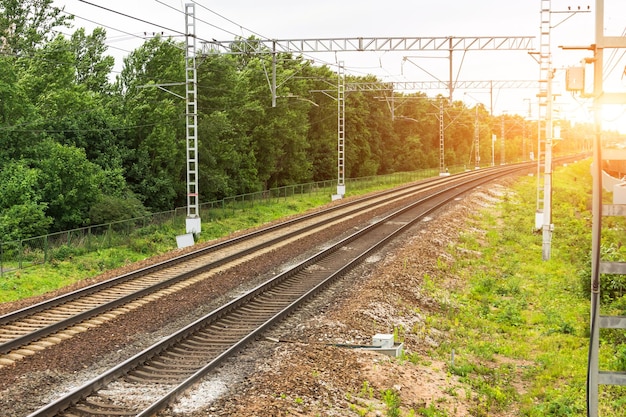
xmin=3 ymin=158 xmax=625 ymax=415
xmin=0 ymin=180 xmax=402 ymax=303
xmin=413 ymin=158 xmax=626 ymax=416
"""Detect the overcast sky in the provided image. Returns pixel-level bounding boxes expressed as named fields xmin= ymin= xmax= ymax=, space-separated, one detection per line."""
xmin=55 ymin=0 xmax=626 ymax=130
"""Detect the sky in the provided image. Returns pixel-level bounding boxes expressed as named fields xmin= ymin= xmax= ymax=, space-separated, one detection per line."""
xmin=54 ymin=0 xmax=626 ymax=132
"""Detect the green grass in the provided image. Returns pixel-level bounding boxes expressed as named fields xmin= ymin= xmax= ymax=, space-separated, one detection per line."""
xmin=0 ymin=181 xmax=409 ymax=303
xmin=5 ymin=159 xmax=621 ymax=414
xmin=414 ymin=159 xmax=625 ymax=416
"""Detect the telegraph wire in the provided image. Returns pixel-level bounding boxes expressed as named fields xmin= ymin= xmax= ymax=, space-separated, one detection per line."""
xmin=77 ymin=0 xmax=185 ymax=37
xmin=154 ymin=0 xmax=240 ymax=39
xmin=61 ymin=10 xmax=140 ymax=48
xmin=189 ymin=0 xmax=269 ymax=40
xmin=69 ymin=1 xmax=398 ymax=97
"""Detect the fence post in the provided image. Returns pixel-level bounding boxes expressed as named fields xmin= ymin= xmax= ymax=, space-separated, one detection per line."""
xmin=44 ymin=234 xmax=49 ymax=264
xmin=0 ymin=242 xmax=3 ymax=278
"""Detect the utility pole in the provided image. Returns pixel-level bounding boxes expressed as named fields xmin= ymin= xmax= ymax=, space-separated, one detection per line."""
xmin=333 ymin=62 xmax=346 ymax=200
xmin=586 ymin=1 xmax=626 ymax=414
xmin=474 ymin=106 xmax=480 ymax=170
xmin=438 ymin=100 xmax=448 ymax=176
xmin=500 ymin=112 xmax=506 ymax=165
xmin=535 ymin=0 xmax=553 ymax=260
xmin=535 ymin=1 xmax=590 ymax=260
xmin=184 ymin=3 xmax=201 ymax=234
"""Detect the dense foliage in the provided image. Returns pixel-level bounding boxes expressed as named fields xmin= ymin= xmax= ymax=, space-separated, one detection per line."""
xmin=0 ymin=1 xmax=591 ymax=241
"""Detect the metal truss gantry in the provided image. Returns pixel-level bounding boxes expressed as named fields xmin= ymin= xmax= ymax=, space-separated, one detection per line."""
xmin=206 ymin=35 xmax=534 ymax=105
xmin=207 ymin=35 xmax=534 ymax=198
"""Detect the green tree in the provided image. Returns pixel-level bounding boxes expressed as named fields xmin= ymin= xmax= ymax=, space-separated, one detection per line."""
xmin=116 ymin=36 xmax=186 ymax=211
xmin=196 ymin=54 xmax=260 ymax=199
xmin=242 ymin=54 xmax=313 ymax=188
xmin=0 ymin=160 xmax=52 ymax=241
xmin=70 ymin=27 xmax=114 ymax=93
xmin=0 ymin=0 xmax=71 ymax=55
xmin=32 ymin=140 xmax=105 ymax=231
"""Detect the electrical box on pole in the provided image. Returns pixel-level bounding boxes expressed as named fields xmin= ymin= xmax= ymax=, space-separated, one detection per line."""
xmin=565 ymin=66 xmax=585 ymax=91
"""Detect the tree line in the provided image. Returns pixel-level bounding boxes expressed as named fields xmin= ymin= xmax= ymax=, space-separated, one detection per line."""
xmin=0 ymin=1 xmax=592 ymax=242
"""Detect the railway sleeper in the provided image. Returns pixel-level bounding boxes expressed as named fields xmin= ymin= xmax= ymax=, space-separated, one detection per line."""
xmin=179 ymin=337 xmax=233 ymax=349
xmin=215 ymin=316 xmax=264 ymax=327
xmin=2 ymin=324 xmax=43 ymax=331
xmin=238 ymin=305 xmax=282 ymax=314
xmin=74 ymin=403 xmax=136 ymax=416
xmin=160 ymin=351 xmax=223 ymax=362
xmin=193 ymin=331 xmax=256 ymax=342
xmin=21 ymin=317 xmax=60 ymax=325
xmin=0 ymin=330 xmax=30 ymax=338
xmin=178 ymin=340 xmax=220 ymax=351
xmin=168 ymin=346 xmax=221 ymax=357
xmin=249 ymin=298 xmax=294 ymax=307
xmin=147 ymin=359 xmax=205 ymax=370
xmin=138 ymin=364 xmax=201 ymax=375
xmin=206 ymin=323 xmax=257 ymax=333
xmin=126 ymin=370 xmax=188 ymax=384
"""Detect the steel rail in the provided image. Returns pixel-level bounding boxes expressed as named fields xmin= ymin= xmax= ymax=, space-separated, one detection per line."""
xmin=0 ymin=168 xmax=495 ymax=356
xmin=27 ymin=163 xmax=534 ymax=417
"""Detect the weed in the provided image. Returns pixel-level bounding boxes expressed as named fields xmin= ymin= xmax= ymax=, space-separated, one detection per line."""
xmin=360 ymin=381 xmax=374 ymax=399
xmin=381 ymin=388 xmax=401 ymax=417
xmin=612 ymin=343 xmax=626 ymax=371
xmin=394 ymin=324 xmax=406 ymax=343
xmin=417 ymin=403 xmax=448 ymax=417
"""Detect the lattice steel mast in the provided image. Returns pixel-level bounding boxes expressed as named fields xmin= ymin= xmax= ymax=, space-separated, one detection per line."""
xmin=335 ymin=62 xmax=346 ymax=199
xmin=185 ymin=3 xmax=200 ymax=234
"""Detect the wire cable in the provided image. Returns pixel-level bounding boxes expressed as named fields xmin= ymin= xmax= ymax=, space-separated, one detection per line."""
xmin=78 ymin=0 xmax=184 ymax=36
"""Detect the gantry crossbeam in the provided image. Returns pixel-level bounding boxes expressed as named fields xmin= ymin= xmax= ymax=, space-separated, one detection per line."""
xmin=206 ymin=36 xmax=534 ymax=54
xmin=346 ymin=80 xmax=537 ymax=92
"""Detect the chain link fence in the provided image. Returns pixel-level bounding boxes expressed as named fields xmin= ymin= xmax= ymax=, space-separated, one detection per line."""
xmin=0 ymin=167 xmax=456 ymax=277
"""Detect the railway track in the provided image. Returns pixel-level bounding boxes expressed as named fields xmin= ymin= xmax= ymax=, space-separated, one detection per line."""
xmin=0 ymin=165 xmax=505 ymax=366
xmin=25 ymin=162 xmax=536 ymax=417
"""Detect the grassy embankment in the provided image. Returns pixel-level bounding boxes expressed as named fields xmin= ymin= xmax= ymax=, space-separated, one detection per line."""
xmin=403 ymin=159 xmax=626 ymax=416
xmin=0 ymin=179 xmax=405 ymax=303
xmin=2 ymin=159 xmax=624 ymax=415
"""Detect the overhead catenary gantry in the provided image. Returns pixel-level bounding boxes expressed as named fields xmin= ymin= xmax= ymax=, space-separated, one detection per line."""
xmin=206 ymin=35 xmax=534 ymax=198
xmin=345 ymin=79 xmax=539 ymax=174
xmin=205 ymin=35 xmax=535 ymax=105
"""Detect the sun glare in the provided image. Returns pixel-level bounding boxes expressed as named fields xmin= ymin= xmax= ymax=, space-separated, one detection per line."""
xmin=601 ymin=105 xmax=626 ymax=134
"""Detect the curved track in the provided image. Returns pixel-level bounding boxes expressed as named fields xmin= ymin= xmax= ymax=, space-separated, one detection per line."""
xmin=0 ymin=165 xmax=506 ymax=364
xmin=26 ymin=162 xmax=538 ymax=417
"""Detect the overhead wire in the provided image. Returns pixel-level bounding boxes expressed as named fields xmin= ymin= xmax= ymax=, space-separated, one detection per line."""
xmin=190 ymin=0 xmax=268 ymax=40
xmin=60 ymin=10 xmax=140 ymax=52
xmin=180 ymin=1 xmax=356 ymax=76
xmin=78 ymin=0 xmax=185 ymax=37
xmin=603 ymin=26 xmax=626 ymax=82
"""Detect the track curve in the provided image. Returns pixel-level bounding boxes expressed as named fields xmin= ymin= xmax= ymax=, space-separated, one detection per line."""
xmin=26 ymin=162 xmax=539 ymax=417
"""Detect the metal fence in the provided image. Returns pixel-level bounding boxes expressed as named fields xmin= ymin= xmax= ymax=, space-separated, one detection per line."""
xmin=0 ymin=166 xmax=458 ymax=277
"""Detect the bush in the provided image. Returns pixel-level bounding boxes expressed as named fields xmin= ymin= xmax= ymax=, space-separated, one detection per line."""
xmin=0 ymin=202 xmax=53 ymax=242
xmin=89 ymin=192 xmax=149 ymax=225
